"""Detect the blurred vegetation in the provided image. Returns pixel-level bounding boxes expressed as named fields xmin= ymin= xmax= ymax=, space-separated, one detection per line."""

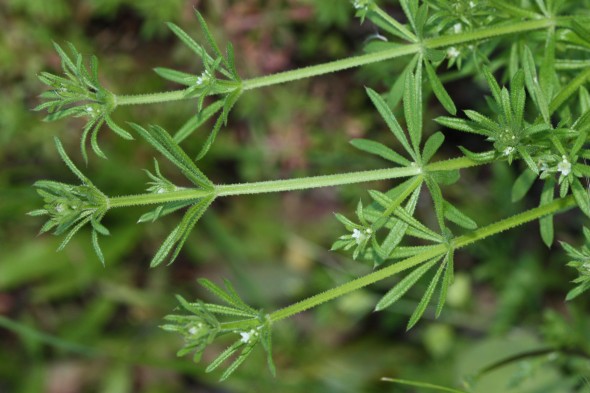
xmin=1 ymin=0 xmax=590 ymax=392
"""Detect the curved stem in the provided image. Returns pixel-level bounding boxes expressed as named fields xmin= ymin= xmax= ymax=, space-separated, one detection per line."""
xmin=268 ymin=196 xmax=576 ymax=322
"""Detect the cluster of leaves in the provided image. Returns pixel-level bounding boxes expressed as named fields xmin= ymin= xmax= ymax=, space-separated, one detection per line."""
xmin=161 ymin=279 xmax=275 ymax=381
xmin=35 ymin=43 xmax=132 ymax=162
xmin=560 ymin=228 xmax=590 ymax=300
xmin=437 ymin=53 xmax=590 ymax=247
xmin=332 ymin=61 xmax=479 ymax=327
xmin=28 ymin=138 xmax=110 ymax=265
xmin=128 ymin=123 xmax=215 ymax=267
xmin=154 ymin=11 xmax=242 ymax=159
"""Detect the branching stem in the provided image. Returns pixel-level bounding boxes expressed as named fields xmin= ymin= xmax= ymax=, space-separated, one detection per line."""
xmin=106 ymin=156 xmax=487 ymax=208
xmin=267 ymin=196 xmax=575 ymax=323
xmin=114 ymin=18 xmax=556 ymax=106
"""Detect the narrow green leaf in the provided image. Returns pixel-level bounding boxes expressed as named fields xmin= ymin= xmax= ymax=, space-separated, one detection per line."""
xmin=388 ymin=55 xmax=419 ymax=109
xmin=260 ymin=326 xmax=276 ymax=377
xmin=375 ymin=257 xmax=438 ymax=311
xmin=129 ymin=123 xmax=213 ymax=189
xmin=150 ymin=197 xmax=214 ymax=267
xmin=539 ymin=179 xmax=555 ymax=247
xmin=90 ymin=118 xmax=107 ymax=159
xmin=196 ymin=115 xmax=223 ymax=161
xmin=424 ymin=60 xmax=456 ymax=115
xmin=350 ymin=139 xmax=411 ymax=166
xmin=203 ymin=304 xmax=253 ymax=318
xmin=105 ymin=115 xmax=133 ymax=140
xmin=443 ymin=200 xmax=477 ymax=230
xmin=91 ymin=230 xmax=105 ymax=266
xmin=407 ymin=258 xmax=445 ymax=330
xmin=167 ymin=22 xmax=209 ymax=60
xmin=378 ymin=186 xmax=421 ymax=260
xmin=516 ymin=146 xmax=539 ymax=174
xmin=539 ymin=27 xmax=556 ymax=99
xmin=425 ymin=176 xmax=445 ymax=231
xmin=195 ymin=11 xmax=224 ymax=62
xmin=464 ymin=110 xmax=501 ymax=134
xmin=404 ymin=70 xmax=423 ymax=153
xmin=435 ymin=117 xmax=483 ymax=135
xmin=571 ymin=178 xmax=590 ymax=217
xmin=206 ymin=340 xmax=242 ymax=373
xmin=511 ymin=169 xmax=537 ymax=202
xmin=571 ymin=20 xmax=590 ymax=45
xmin=137 ymin=200 xmax=194 ymax=223
xmin=198 ymin=278 xmax=243 ymax=309
xmin=366 ymin=88 xmax=415 ymax=159
xmin=196 ymin=89 xmax=241 ymax=160
xmin=422 ymin=132 xmax=445 ymax=163
xmin=219 ymin=342 xmax=256 ymax=381
xmin=436 ymin=251 xmax=454 ymax=318
xmin=154 ymin=67 xmax=195 ymax=86
xmin=521 ymin=46 xmax=550 ymax=122
xmin=510 ymin=71 xmax=526 ymax=122
xmin=54 ymin=137 xmax=92 ymax=185
xmin=173 ymin=100 xmax=224 ymax=143
xmin=482 ymin=66 xmax=502 ymax=103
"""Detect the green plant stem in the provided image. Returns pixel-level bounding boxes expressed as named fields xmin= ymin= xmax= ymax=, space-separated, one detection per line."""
xmin=106 ymin=157 xmax=486 ymax=208
xmin=215 ymin=166 xmax=422 ymax=197
xmin=266 ymin=196 xmax=576 ymax=323
xmin=108 ymin=189 xmax=213 ymax=208
xmin=114 ymin=19 xmax=556 ymax=106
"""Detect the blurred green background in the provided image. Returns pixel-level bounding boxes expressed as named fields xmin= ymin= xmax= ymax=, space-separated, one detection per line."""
xmin=1 ymin=1 xmax=590 ymax=392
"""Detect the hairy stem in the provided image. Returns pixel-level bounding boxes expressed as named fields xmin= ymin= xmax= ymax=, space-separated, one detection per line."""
xmin=215 ymin=166 xmax=422 ymax=196
xmin=267 ymin=196 xmax=575 ymax=322
xmin=106 ymin=156 xmax=486 ymax=208
xmin=114 ymin=19 xmax=555 ymax=106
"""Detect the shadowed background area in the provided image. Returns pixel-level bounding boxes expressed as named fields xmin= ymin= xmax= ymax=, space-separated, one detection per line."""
xmin=1 ymin=1 xmax=589 ymax=392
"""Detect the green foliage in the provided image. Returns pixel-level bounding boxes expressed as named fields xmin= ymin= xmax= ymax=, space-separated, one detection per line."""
xmin=35 ymin=43 xmax=131 ymax=162
xmin=161 ymin=279 xmax=275 ymax=381
xmin=561 ymin=227 xmax=590 ymax=300
xmin=24 ymin=0 xmax=590 ymax=387
xmin=29 ymin=138 xmax=110 ymax=265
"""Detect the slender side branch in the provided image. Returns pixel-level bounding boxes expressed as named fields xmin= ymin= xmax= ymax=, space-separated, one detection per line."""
xmin=267 ymin=196 xmax=576 ymax=323
xmin=114 ymin=18 xmax=556 ymax=106
xmin=105 ymin=156 xmax=488 ymax=208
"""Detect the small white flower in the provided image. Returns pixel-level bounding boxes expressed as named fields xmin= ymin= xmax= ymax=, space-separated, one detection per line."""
xmin=447 ymin=47 xmax=460 ymax=59
xmin=503 ymin=146 xmax=515 ymax=156
xmin=240 ymin=330 xmax=254 ymax=344
xmin=453 ymin=23 xmax=462 ymax=34
xmin=352 ymin=228 xmax=372 ymax=245
xmin=469 ymin=1 xmax=476 ymax=8
xmin=55 ymin=204 xmax=64 ymax=213
xmin=196 ymin=71 xmax=212 ymax=86
xmin=188 ymin=323 xmax=203 ymax=336
xmin=557 ymin=156 xmax=571 ymax=176
xmin=352 ymin=228 xmax=364 ymax=244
